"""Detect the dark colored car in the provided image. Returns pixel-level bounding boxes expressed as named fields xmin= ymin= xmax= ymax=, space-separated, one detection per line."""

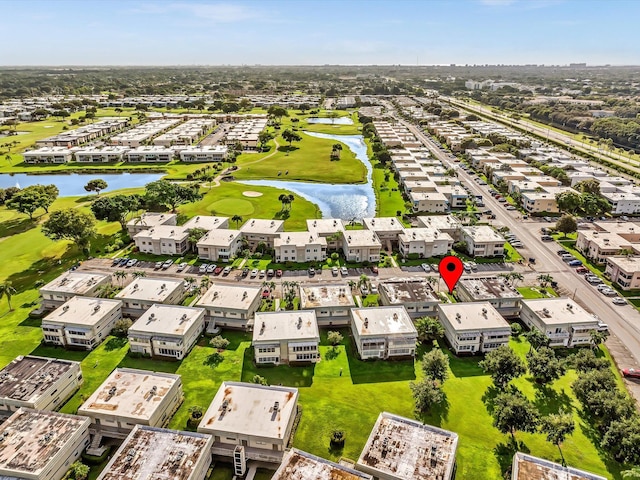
xmin=241 ymin=267 xmax=249 ymax=277
xmin=276 ymin=269 xmax=283 ymax=277
xmin=371 ymin=266 xmax=379 ymax=274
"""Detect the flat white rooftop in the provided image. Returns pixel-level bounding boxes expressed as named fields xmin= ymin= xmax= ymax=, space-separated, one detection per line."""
xmin=43 ymin=296 xmax=122 ymax=327
xmin=358 ymin=412 xmax=458 ymax=480
xmin=97 ymin=425 xmax=212 ymax=480
xmin=198 ymin=381 xmax=298 ymax=440
xmin=438 ymin=302 xmax=510 ymax=331
xmin=0 ymin=356 xmax=80 ymax=404
xmin=240 ymin=218 xmax=284 ymax=234
xmin=128 ymin=304 xmax=205 ymax=337
xmin=362 ymin=217 xmax=405 ymax=233
xmin=417 ymin=215 xmax=462 ymax=230
xmin=306 ymin=218 xmax=345 ymax=234
xmin=127 ymin=213 xmax=177 ymax=229
xmin=351 ymin=306 xmax=417 ymax=337
xmin=607 ymin=255 xmax=640 ymax=272
xmin=0 ymin=408 xmax=89 ymax=477
xmin=197 ymin=283 xmax=261 ymax=311
xmin=254 ymin=310 xmax=319 ymax=343
xmin=116 ymin=277 xmax=184 ymax=303
xmin=134 ymin=225 xmax=189 ymax=241
xmin=78 ymin=368 xmax=181 ymax=422
xmin=273 ymin=448 xmax=372 ymax=480
xmin=197 ymin=228 xmax=241 ymax=246
xmin=41 ymin=271 xmax=110 ymax=295
xmin=300 ymin=284 xmax=355 ymax=309
xmin=182 ymin=215 xmax=228 ymax=231
xmin=463 ymin=225 xmax=505 ymax=243
xmin=343 ymin=230 xmax=382 ymax=247
xmin=522 ymin=298 xmax=598 ymax=326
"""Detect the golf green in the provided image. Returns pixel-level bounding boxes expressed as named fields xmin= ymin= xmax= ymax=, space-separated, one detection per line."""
xmin=208 ymin=198 xmax=255 ymax=216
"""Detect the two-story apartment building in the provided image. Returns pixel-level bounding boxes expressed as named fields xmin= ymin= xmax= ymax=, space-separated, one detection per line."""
xmin=398 ymin=228 xmax=453 ymax=259
xmin=128 ymin=305 xmax=205 ymax=360
xmin=115 ymin=277 xmax=185 ymax=317
xmin=605 ymin=256 xmax=640 ymax=290
xmin=126 ymin=212 xmax=177 ymax=237
xmin=240 ymin=219 xmax=284 ymax=249
xmin=39 ymin=271 xmax=111 ymax=310
xmin=350 ymin=306 xmax=418 ymax=360
xmin=197 ymin=229 xmax=243 ymax=262
xmin=196 ymin=283 xmax=262 ymax=331
xmin=342 ymin=230 xmax=382 ymax=263
xmin=273 ymin=232 xmax=327 ymax=263
xmin=252 ymin=310 xmax=320 ymax=365
xmin=461 ymin=226 xmax=505 ymax=258
xmin=456 ymin=277 xmax=523 ymax=318
xmin=134 ymin=225 xmax=190 ymax=255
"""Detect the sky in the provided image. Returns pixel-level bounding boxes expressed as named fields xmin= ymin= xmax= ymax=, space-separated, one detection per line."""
xmin=1 ymin=0 xmax=638 ymax=66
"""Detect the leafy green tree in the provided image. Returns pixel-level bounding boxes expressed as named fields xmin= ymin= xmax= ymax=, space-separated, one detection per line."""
xmin=187 ymin=227 xmax=208 ymax=252
xmin=6 ymin=184 xmax=57 ymax=219
xmin=492 ymin=389 xmax=539 ymax=443
xmin=590 ymin=329 xmax=609 ymax=349
xmin=622 ymin=467 xmax=640 ymax=479
xmin=327 ymin=331 xmax=343 ymax=346
xmin=410 ymin=379 xmax=444 ymax=414
xmin=583 ymin=389 xmax=636 ymax=427
xmin=572 ymin=349 xmax=610 ymax=372
xmin=111 ymin=318 xmax=133 ymax=337
xmin=267 ymin=105 xmax=288 ymax=122
xmin=415 ymin=316 xmax=445 ymax=344
xmin=41 ymin=209 xmax=97 ymax=255
xmin=602 ymin=417 xmax=640 ymax=464
xmin=281 ymin=129 xmax=302 ymax=148
xmin=540 ymin=410 xmax=575 ymax=465
xmin=90 ymin=194 xmax=142 ymax=230
xmin=555 ymin=214 xmax=577 ymax=238
xmin=144 ymin=179 xmax=202 ymax=212
xmin=231 ymin=215 xmax=243 ymax=228
xmin=524 ymin=328 xmax=550 ymax=351
xmin=210 ymin=335 xmax=230 ymax=349
xmin=527 ymin=347 xmax=565 ymax=384
xmin=84 ymin=178 xmax=108 ymax=195
xmin=278 ymin=193 xmax=295 ymax=211
xmin=0 ymin=281 xmax=17 ymax=311
xmin=252 ymin=374 xmax=268 ymax=386
xmin=479 ymin=345 xmax=526 ymax=388
xmin=421 ymin=348 xmax=450 ymax=383
xmin=68 ymin=461 xmax=90 ymax=480
xmin=572 ymin=368 xmax=618 ymax=405
xmin=575 ymin=179 xmax=601 ymax=196
xmin=555 ymin=191 xmax=582 ymax=214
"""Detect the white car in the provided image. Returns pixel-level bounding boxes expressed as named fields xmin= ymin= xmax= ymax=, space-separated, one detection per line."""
xmin=421 ymin=263 xmax=430 ymax=273
xmin=340 ymin=266 xmax=348 ymax=276
xmin=126 ymin=259 xmax=138 ymax=268
xmin=199 ymin=264 xmax=208 ymax=273
xmin=176 ymin=262 xmax=188 ymax=272
xmin=250 ymin=269 xmax=258 ymax=278
xmin=612 ymin=297 xmax=627 ymax=305
xmin=370 ymin=284 xmax=378 ymax=294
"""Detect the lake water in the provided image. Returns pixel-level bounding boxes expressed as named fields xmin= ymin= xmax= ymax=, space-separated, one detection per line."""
xmin=306 ymin=117 xmax=354 ymax=125
xmin=240 ymin=131 xmax=376 ymax=220
xmin=0 ymin=172 xmax=164 ymax=197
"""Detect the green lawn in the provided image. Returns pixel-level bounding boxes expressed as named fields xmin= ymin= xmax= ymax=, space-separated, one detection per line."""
xmin=517 ymin=286 xmax=558 ymax=299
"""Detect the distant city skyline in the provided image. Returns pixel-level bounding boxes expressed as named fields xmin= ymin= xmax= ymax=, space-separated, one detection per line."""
xmin=1 ymin=0 xmax=638 ymax=66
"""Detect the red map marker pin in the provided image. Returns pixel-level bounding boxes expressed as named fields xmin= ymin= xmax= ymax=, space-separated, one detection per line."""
xmin=438 ymin=256 xmax=464 ymax=294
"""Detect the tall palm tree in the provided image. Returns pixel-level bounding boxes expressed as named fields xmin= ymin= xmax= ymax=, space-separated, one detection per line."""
xmin=113 ymin=270 xmax=127 ymax=286
xmin=132 ymin=271 xmax=146 ymax=278
xmin=231 ymin=215 xmax=243 ymax=228
xmin=278 ymin=194 xmax=291 ymax=211
xmin=509 ymin=272 xmax=524 ymax=287
xmin=200 ymin=276 xmax=211 ymax=294
xmin=537 ymin=274 xmax=553 ymax=288
xmin=0 ymin=281 xmax=17 ymax=311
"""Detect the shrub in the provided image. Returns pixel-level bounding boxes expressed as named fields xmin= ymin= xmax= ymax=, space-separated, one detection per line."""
xmin=209 ymin=335 xmax=230 ymax=350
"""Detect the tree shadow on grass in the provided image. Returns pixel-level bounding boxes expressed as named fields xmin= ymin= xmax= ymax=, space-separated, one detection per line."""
xmin=494 ymin=439 xmax=530 ymax=477
xmin=30 ymin=343 xmax=90 ymax=362
xmin=346 ymin=339 xmax=416 ymax=384
xmin=203 ymin=352 xmax=224 ymax=368
xmin=240 ymin=347 xmax=314 ymax=387
xmin=417 ymin=391 xmax=451 ymax=427
xmin=277 ymin=145 xmax=299 ymax=154
xmin=530 ymin=381 xmax=574 ymax=416
xmin=19 ymin=316 xmax=42 ymax=328
xmin=104 ymin=337 xmax=127 ymax=352
xmin=0 ymin=217 xmax=38 ymax=239
xmin=324 ymin=347 xmax=340 ymax=361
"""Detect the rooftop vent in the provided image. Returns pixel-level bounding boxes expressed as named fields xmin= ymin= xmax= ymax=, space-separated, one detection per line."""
xmin=567 ymin=303 xmax=573 ymax=310
xmin=180 ymin=313 xmax=188 ymax=322
xmin=364 ymin=317 xmax=369 ymax=328
xmin=297 ymin=317 xmax=302 ymax=329
xmin=481 ymin=308 xmax=488 ymax=316
xmin=149 ymin=385 xmax=157 ymax=396
xmin=93 ymin=304 xmax=101 ymax=313
xmin=63 ymin=305 xmax=70 ymax=312
xmin=455 ymin=313 xmax=461 ymax=323
xmin=149 ymin=313 xmax=156 ymax=320
xmin=273 ymin=401 xmax=280 ymax=412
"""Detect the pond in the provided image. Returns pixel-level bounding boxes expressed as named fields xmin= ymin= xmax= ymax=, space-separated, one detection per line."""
xmin=306 ymin=117 xmax=354 ymax=125
xmin=0 ymin=172 xmax=164 ymax=197
xmin=240 ymin=131 xmax=376 ymax=220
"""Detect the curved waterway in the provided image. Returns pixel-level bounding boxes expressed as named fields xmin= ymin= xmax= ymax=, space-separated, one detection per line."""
xmin=240 ymin=131 xmax=376 ymax=220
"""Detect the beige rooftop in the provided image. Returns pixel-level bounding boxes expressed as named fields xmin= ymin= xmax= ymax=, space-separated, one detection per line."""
xmin=197 ymin=283 xmax=261 ymax=310
xmin=379 ymin=281 xmax=439 ymax=304
xmin=458 ymin=276 xmax=523 ymax=300
xmin=351 ymin=306 xmax=417 ymax=336
xmin=273 ymin=449 xmax=372 ymax=480
xmin=78 ymin=368 xmax=181 ymax=422
xmin=300 ymin=284 xmax=355 ymax=309
xmin=41 ymin=271 xmax=109 ymax=295
xmin=128 ymin=305 xmax=205 ymax=336
xmin=0 ymin=356 xmax=80 ymax=403
xmin=512 ymin=452 xmax=607 ymax=480
xmin=438 ymin=302 xmax=510 ymax=331
xmin=240 ymin=218 xmax=284 ymax=234
xmin=43 ymin=297 xmax=122 ymax=327
xmin=116 ymin=277 xmax=184 ymax=303
xmin=253 ymin=311 xmax=320 ymax=343
xmin=522 ymin=298 xmax=597 ymax=326
xmin=198 ymin=382 xmax=298 ymax=440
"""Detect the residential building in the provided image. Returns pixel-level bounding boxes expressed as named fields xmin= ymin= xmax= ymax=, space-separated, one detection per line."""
xmin=115 ymin=277 xmax=185 ymax=317
xmin=111 ymin=119 xmax=181 ymax=147
xmin=417 ymin=215 xmax=462 ymax=241
xmin=273 ymin=449 xmax=373 ymax=480
xmin=274 ymin=232 xmax=328 ymax=263
xmin=521 ymin=191 xmax=560 ymax=214
xmin=520 ymin=298 xmax=601 ymax=348
xmin=36 ymin=118 xmax=129 ymax=147
xmin=128 ymin=305 xmax=205 ymax=360
xmin=0 ymin=408 xmax=90 ymax=480
xmin=306 ymin=218 xmax=345 ymax=250
xmin=126 ymin=212 xmax=177 ymax=236
xmin=75 ymin=146 xmax=130 ymax=163
xmin=40 ymin=271 xmax=111 ymax=310
xmin=240 ymin=218 xmax=285 ymax=249
xmin=398 ymin=228 xmax=453 ymax=259
xmin=606 ymin=256 xmax=640 ymax=290
xmin=97 ymin=426 xmax=213 ymax=480
xmin=362 ymin=217 xmax=405 ymax=250
xmin=511 ymin=452 xmax=606 ymax=480
xmin=252 ymin=310 xmax=320 ymax=365
xmin=350 ymin=306 xmax=418 ymax=359
xmin=126 ymin=146 xmax=175 ymax=162
xmin=22 ymin=146 xmax=74 ymax=164
xmin=356 ymin=412 xmax=458 ymax=480
xmin=576 ymin=229 xmax=634 ymax=264
xmin=197 ymin=229 xmax=242 ymax=262
xmin=299 ymin=284 xmax=355 ymax=326
xmin=182 ymin=214 xmax=229 ymax=231
xmin=456 ymin=276 xmax=523 ymax=318
xmin=342 ymin=230 xmax=382 ymax=263
xmin=41 ymin=296 xmax=122 ymax=350
xmin=0 ymin=356 xmax=82 ymax=417
xmin=198 ymin=382 xmax=299 ymax=463
xmin=378 ymin=280 xmax=440 ymax=318
xmin=600 ymin=191 xmax=640 ymax=215
xmin=196 ymin=283 xmax=262 ymax=331
xmin=224 ymin=118 xmax=268 ymax=150
xmin=78 ymin=368 xmax=183 ymax=438
xmin=179 ymin=145 xmax=229 ymax=162
xmin=461 ymin=226 xmax=505 ymax=258
xmin=437 ymin=302 xmax=511 ymax=355
xmin=133 ymin=225 xmax=190 ymax=255
xmin=154 ymin=118 xmax=215 ymax=146
xmin=409 ymin=191 xmax=449 ymax=213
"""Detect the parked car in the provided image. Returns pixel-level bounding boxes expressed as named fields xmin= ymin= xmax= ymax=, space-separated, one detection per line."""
xmin=568 ymin=260 xmax=583 ymax=267
xmin=332 ymin=266 xmax=339 ymax=276
xmin=612 ymin=296 xmax=627 ymax=305
xmin=557 ymin=249 xmax=568 ymax=255
xmin=155 ymin=261 xmax=163 ymax=270
xmin=199 ymin=264 xmax=208 ymax=273
xmin=596 ymin=284 xmax=611 ymax=293
xmin=469 ymin=262 xmax=478 ymax=272
xmin=222 ymin=266 xmax=231 ymax=276
xmin=541 ymin=235 xmax=554 ymax=242
xmin=576 ymin=267 xmax=589 ymax=274
xmin=506 ymin=205 xmax=516 ymax=211
xmin=586 ymin=275 xmax=603 ymax=285
xmin=370 ymin=284 xmax=378 ymax=294
xmin=259 ymin=270 xmax=266 ymax=278
xmin=162 ymin=259 xmax=173 ymax=270
xmin=463 ymin=262 xmax=472 ymax=273
xmin=622 ymin=368 xmax=640 ymax=379
xmin=250 ymin=269 xmax=258 ymax=278
xmin=242 ymin=267 xmax=249 ymax=277
xmin=126 ymin=259 xmax=138 ymax=268
xmin=112 ymin=258 xmax=122 ymax=266
xmin=360 ymin=285 xmax=370 ymax=295
xmin=308 ymin=267 xmax=315 ymax=276
xmin=206 ymin=264 xmax=216 ymax=273
xmin=276 ymin=269 xmax=283 ymax=278
xmin=261 ymin=288 xmax=271 ymax=299
xmin=176 ymin=262 xmax=188 ymax=272
xmin=266 ymin=269 xmax=275 ymax=278
xmin=421 ymin=263 xmax=431 ymax=273
xmin=601 ymin=288 xmax=617 ymax=296
xmin=371 ymin=266 xmax=379 ymax=274
xmin=118 ymin=257 xmax=129 ymax=266
xmin=340 ymin=266 xmax=348 ymax=276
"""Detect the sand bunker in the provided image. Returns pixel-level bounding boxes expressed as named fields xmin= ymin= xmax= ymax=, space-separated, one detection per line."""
xmin=242 ymin=191 xmax=263 ymax=197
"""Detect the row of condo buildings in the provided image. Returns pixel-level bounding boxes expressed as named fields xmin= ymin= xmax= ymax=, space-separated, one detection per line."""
xmin=0 ymin=357 xmax=606 ymax=480
xmin=128 ymin=212 xmax=506 ymax=263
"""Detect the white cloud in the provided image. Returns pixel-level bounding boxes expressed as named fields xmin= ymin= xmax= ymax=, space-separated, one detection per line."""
xmin=131 ymin=2 xmax=260 ymax=23
xmin=478 ymin=0 xmax=516 ymax=5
